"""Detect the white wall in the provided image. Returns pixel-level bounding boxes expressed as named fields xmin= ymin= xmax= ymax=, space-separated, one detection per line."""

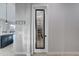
xmin=0 ymin=3 xmax=15 ymax=22
xmin=7 ymin=3 xmax=15 ymax=24
xmin=1 ymin=3 xmax=79 ymax=55
xmin=0 ymin=3 xmax=6 ymax=19
xmin=63 ymin=4 xmax=79 ymax=52
xmin=15 ymin=3 xmax=31 ymax=55
xmin=15 ymin=3 xmax=79 ymax=55
xmin=0 ymin=3 xmax=15 ymax=34
xmin=48 ymin=3 xmax=79 ymax=53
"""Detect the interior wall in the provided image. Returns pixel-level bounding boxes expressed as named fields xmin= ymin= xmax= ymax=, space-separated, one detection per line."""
xmin=48 ymin=3 xmax=79 ymax=52
xmin=64 ymin=4 xmax=79 ymax=52
xmin=0 ymin=3 xmax=15 ymax=34
xmin=0 ymin=3 xmax=6 ymax=20
xmin=15 ymin=3 xmax=31 ymax=55
xmin=7 ymin=3 xmax=15 ymax=24
xmin=15 ymin=3 xmax=79 ymax=54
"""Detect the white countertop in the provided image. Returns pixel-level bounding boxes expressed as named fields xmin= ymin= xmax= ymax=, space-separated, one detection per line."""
xmin=0 ymin=33 xmax=13 ymax=36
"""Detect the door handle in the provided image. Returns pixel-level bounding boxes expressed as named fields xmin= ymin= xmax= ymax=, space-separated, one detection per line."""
xmin=45 ymin=35 xmax=47 ymax=37
xmin=41 ymin=34 xmax=47 ymax=38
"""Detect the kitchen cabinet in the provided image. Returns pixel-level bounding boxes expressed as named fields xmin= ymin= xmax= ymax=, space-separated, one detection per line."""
xmin=0 ymin=34 xmax=13 ymax=48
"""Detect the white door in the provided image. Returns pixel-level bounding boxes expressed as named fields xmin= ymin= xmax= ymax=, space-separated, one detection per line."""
xmin=31 ymin=5 xmax=48 ymax=54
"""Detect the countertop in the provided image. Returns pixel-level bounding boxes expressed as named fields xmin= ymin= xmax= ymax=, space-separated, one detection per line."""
xmin=0 ymin=33 xmax=13 ymax=36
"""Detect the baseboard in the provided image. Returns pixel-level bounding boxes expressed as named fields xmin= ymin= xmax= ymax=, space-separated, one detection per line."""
xmin=15 ymin=52 xmax=79 ymax=56
xmin=47 ymin=52 xmax=79 ymax=56
xmin=15 ymin=52 xmax=26 ymax=56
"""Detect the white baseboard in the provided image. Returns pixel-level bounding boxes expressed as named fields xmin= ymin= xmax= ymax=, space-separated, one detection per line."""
xmin=47 ymin=52 xmax=79 ymax=56
xmin=15 ymin=52 xmax=79 ymax=56
xmin=15 ymin=52 xmax=26 ymax=56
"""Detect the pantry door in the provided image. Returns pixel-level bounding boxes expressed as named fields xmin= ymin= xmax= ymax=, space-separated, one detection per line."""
xmin=31 ymin=5 xmax=48 ymax=54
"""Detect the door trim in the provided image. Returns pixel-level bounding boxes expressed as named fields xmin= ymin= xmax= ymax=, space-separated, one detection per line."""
xmin=31 ymin=4 xmax=48 ymax=55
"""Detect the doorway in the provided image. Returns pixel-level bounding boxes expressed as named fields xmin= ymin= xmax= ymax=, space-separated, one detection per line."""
xmin=31 ymin=5 xmax=48 ymax=55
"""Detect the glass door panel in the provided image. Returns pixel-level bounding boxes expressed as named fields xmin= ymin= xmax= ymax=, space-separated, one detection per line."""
xmin=35 ymin=9 xmax=45 ymax=49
